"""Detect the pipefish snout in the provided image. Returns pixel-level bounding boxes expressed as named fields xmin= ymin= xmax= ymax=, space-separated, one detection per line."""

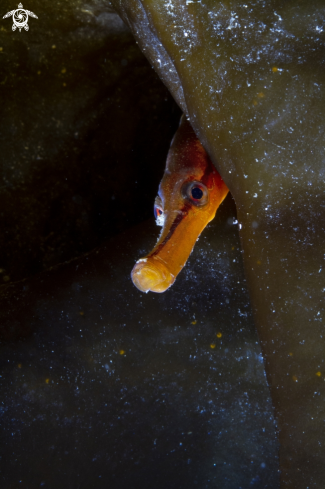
xmin=131 ymin=115 xmax=229 ymax=293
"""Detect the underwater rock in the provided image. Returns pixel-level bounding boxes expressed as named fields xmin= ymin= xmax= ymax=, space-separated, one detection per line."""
xmin=0 ymin=195 xmax=279 ymax=488
xmin=109 ymin=2 xmax=325 ymax=486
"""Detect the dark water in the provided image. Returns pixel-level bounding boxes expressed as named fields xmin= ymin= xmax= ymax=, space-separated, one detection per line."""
xmin=0 ymin=196 xmax=279 ymax=488
xmin=0 ymin=2 xmax=181 ymax=283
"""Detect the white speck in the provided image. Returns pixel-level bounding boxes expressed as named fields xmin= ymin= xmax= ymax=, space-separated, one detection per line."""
xmin=226 ymin=12 xmax=239 ymax=30
xmin=137 ymin=258 xmax=148 ymax=263
xmin=253 ymin=193 xmax=258 ymax=198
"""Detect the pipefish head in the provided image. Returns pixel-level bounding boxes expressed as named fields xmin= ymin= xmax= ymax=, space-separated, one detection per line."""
xmin=131 ymin=166 xmax=227 ymax=293
xmin=131 ymin=116 xmax=229 ymax=293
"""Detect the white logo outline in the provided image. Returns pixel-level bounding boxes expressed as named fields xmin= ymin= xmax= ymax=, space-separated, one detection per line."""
xmin=3 ymin=2 xmax=38 ymax=32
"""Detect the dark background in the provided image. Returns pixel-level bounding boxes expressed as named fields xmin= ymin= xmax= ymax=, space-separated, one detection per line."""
xmin=0 ymin=1 xmax=181 ymax=283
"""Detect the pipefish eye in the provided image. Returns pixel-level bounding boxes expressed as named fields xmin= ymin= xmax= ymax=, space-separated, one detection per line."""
xmin=154 ymin=199 xmax=165 ymax=226
xmin=153 ymin=195 xmax=164 ymax=225
xmin=154 ymin=206 xmax=163 ymax=219
xmin=183 ymin=181 xmax=209 ymax=206
xmin=191 ymin=187 xmax=203 ymax=200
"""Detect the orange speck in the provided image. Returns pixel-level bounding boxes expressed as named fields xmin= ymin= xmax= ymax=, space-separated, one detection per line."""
xmin=61 ymin=68 xmax=66 ymax=74
xmin=257 ymin=260 xmax=261 ymax=265
xmin=316 ymin=371 xmax=322 ymax=377
xmin=119 ymin=350 xmax=125 ymax=355
xmin=231 ymin=246 xmax=235 ymax=250
xmin=210 ymin=343 xmax=216 ymax=349
xmin=257 ymin=92 xmax=265 ymax=98
xmin=52 ymin=45 xmax=56 ymax=49
xmin=79 ymin=311 xmax=84 ymax=316
xmin=272 ymin=66 xmax=278 ymax=72
xmin=63 ymin=83 xmax=66 ymax=87
xmin=289 ymin=352 xmax=293 ymax=356
xmin=191 ymin=320 xmax=197 ymax=325
xmin=45 ymin=378 xmax=50 ymax=384
xmin=18 ymin=363 xmax=22 ymax=369
xmin=216 ymin=332 xmax=222 ymax=339
xmin=292 ymin=375 xmax=298 ymax=382
xmin=253 ymin=100 xmax=258 ymax=106
xmin=37 ymin=70 xmax=41 ymax=75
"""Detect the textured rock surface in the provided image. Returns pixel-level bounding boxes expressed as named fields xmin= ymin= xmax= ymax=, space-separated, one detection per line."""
xmin=109 ymin=1 xmax=325 ymax=486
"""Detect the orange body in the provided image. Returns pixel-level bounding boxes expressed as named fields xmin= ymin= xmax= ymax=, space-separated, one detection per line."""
xmin=131 ymin=116 xmax=229 ymax=293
